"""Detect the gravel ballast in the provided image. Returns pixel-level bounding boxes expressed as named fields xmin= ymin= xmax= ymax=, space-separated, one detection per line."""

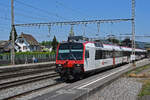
xmin=88 ymin=77 xmax=142 ymax=100
xmin=0 ymin=77 xmax=60 ymax=100
xmin=15 ymin=83 xmax=68 ymax=100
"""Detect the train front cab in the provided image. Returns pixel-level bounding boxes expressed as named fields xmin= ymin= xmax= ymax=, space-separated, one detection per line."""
xmin=55 ymin=42 xmax=85 ymax=81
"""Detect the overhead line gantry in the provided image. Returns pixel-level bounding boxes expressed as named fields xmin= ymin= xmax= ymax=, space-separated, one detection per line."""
xmin=14 ymin=18 xmax=133 ymax=27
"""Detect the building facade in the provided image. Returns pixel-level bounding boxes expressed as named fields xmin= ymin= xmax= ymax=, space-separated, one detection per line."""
xmin=16 ymin=33 xmax=40 ymax=52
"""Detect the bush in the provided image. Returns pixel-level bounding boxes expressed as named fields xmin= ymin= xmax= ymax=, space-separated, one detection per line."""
xmin=0 ymin=51 xmax=56 ymax=60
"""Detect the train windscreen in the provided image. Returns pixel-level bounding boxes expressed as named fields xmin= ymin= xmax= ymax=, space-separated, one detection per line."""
xmin=58 ymin=43 xmax=83 ymax=60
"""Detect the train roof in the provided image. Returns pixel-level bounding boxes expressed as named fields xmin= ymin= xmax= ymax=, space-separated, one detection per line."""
xmin=102 ymin=44 xmax=122 ymax=51
xmin=60 ymin=41 xmax=146 ymax=52
xmin=84 ymin=42 xmax=146 ymax=52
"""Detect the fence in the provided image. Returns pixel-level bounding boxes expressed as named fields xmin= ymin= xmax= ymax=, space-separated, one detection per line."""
xmin=0 ymin=53 xmax=56 ymax=65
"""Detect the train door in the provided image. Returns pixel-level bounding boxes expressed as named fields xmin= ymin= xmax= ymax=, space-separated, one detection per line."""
xmin=84 ymin=47 xmax=95 ymax=71
xmin=95 ymin=49 xmax=103 ymax=68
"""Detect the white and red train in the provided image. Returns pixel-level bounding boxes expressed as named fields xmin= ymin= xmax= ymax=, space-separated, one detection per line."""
xmin=55 ymin=41 xmax=146 ymax=81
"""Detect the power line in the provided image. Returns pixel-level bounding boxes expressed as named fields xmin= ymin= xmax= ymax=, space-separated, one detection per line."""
xmin=55 ymin=0 xmax=91 ymax=20
xmin=0 ymin=7 xmax=52 ymax=22
xmin=120 ymin=34 xmax=150 ymax=38
xmin=0 ymin=1 xmax=55 ymax=22
xmin=0 ymin=16 xmax=24 ymax=23
xmin=14 ymin=6 xmax=54 ymax=20
xmin=14 ymin=12 xmax=51 ymax=21
xmin=55 ymin=1 xmax=117 ymax=38
xmin=14 ymin=0 xmax=68 ymax=21
xmin=55 ymin=0 xmax=99 ymax=35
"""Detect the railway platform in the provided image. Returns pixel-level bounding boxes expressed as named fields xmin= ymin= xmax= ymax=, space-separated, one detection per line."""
xmin=31 ymin=59 xmax=150 ymax=100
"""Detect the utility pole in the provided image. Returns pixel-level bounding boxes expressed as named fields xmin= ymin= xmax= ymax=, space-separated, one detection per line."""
xmin=131 ymin=0 xmax=136 ymax=65
xmin=11 ymin=0 xmax=15 ymax=64
xmin=69 ymin=24 xmax=74 ymax=37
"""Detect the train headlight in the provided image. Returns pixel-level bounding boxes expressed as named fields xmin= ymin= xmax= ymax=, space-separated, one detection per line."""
xmin=76 ymin=64 xmax=80 ymax=67
xmin=75 ymin=64 xmax=83 ymax=67
xmin=58 ymin=64 xmax=62 ymax=67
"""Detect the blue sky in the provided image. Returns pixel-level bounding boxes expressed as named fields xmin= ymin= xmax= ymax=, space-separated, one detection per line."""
xmin=0 ymin=0 xmax=149 ymax=42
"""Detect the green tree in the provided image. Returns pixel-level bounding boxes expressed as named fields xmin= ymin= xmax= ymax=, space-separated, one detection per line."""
xmin=121 ymin=38 xmax=132 ymax=47
xmin=51 ymin=36 xmax=58 ymax=51
xmin=40 ymin=41 xmax=52 ymax=46
xmin=9 ymin=27 xmax=17 ymax=41
xmin=107 ymin=38 xmax=119 ymax=44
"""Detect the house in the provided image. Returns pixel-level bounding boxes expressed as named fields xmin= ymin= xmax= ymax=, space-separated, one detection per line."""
xmin=41 ymin=45 xmax=52 ymax=52
xmin=0 ymin=41 xmax=9 ymax=53
xmin=0 ymin=40 xmax=20 ymax=53
xmin=16 ymin=33 xmax=41 ymax=52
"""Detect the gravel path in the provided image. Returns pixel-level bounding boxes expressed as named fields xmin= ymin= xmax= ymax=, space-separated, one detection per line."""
xmin=88 ymin=77 xmax=142 ymax=100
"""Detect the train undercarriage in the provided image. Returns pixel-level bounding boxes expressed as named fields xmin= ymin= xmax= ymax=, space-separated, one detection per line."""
xmin=56 ymin=65 xmax=84 ymax=81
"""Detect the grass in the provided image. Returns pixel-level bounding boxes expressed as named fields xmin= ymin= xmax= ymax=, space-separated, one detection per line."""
xmin=0 ymin=64 xmax=9 ymax=66
xmin=124 ymin=64 xmax=150 ymax=97
xmin=138 ymin=79 xmax=150 ymax=96
xmin=125 ymin=64 xmax=150 ymax=76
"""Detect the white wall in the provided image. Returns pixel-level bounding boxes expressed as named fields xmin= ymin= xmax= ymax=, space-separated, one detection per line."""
xmin=16 ymin=38 xmax=30 ymax=52
xmin=16 ymin=38 xmax=40 ymax=52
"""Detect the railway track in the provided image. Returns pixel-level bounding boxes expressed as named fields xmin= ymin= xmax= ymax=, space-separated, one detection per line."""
xmin=0 ymin=72 xmax=59 ymax=90
xmin=0 ymin=63 xmax=66 ymax=100
xmin=28 ymin=59 xmax=150 ymax=100
xmin=2 ymin=76 xmax=63 ymax=100
xmin=5 ymin=82 xmax=63 ymax=100
xmin=0 ymin=60 xmax=148 ymax=100
xmin=0 ymin=66 xmax=56 ymax=80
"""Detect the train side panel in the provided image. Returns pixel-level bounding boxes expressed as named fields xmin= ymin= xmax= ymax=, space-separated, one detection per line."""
xmin=84 ymin=43 xmax=95 ymax=71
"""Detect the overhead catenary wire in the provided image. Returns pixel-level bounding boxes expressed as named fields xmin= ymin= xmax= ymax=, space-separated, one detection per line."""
xmin=55 ymin=0 xmax=101 ymax=35
xmin=14 ymin=0 xmax=69 ymax=21
xmin=0 ymin=1 xmax=57 ymax=22
xmin=6 ymin=0 xmax=129 ymax=38
xmin=14 ymin=18 xmax=132 ymax=41
xmin=0 ymin=16 xmax=24 ymax=23
xmin=55 ymin=0 xmax=114 ymax=36
xmin=119 ymin=34 xmax=150 ymax=38
xmin=14 ymin=6 xmax=55 ymax=21
xmin=14 ymin=12 xmax=51 ymax=21
xmin=0 ymin=0 xmax=137 ymax=45
xmin=55 ymin=0 xmax=92 ymax=20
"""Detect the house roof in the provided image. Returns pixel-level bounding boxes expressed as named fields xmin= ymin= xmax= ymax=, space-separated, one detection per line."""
xmin=19 ymin=33 xmax=39 ymax=45
xmin=0 ymin=41 xmax=9 ymax=48
xmin=0 ymin=40 xmax=20 ymax=51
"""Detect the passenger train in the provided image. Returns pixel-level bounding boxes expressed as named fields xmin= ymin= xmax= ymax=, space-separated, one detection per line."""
xmin=55 ymin=41 xmax=146 ymax=81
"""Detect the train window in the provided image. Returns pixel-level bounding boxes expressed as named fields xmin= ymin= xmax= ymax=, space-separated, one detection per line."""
xmin=110 ymin=51 xmax=113 ymax=58
xmin=102 ymin=51 xmax=106 ymax=59
xmin=85 ymin=50 xmax=89 ymax=58
xmin=104 ymin=51 xmax=113 ymax=58
xmin=123 ymin=51 xmax=127 ymax=56
xmin=58 ymin=43 xmax=83 ymax=60
xmin=114 ymin=51 xmax=123 ymax=57
xmin=115 ymin=51 xmax=120 ymax=57
xmin=95 ymin=50 xmax=102 ymax=60
xmin=120 ymin=51 xmax=123 ymax=57
xmin=94 ymin=42 xmax=103 ymax=47
xmin=115 ymin=51 xmax=118 ymax=57
xmin=105 ymin=51 xmax=111 ymax=58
